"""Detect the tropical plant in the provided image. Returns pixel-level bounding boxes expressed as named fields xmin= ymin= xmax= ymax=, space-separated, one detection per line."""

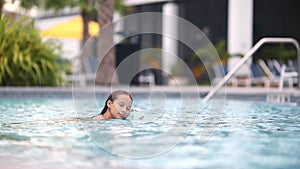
xmin=254 ymin=44 xmax=297 ymax=63
xmin=0 ymin=15 xmax=67 ymax=86
xmin=189 ymin=40 xmax=229 ymax=64
xmin=0 ymin=0 xmax=124 ymax=85
xmin=188 ymin=40 xmax=229 ymax=82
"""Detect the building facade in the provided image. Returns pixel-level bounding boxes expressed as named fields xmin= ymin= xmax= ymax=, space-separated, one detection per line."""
xmin=122 ymin=0 xmax=300 ymax=83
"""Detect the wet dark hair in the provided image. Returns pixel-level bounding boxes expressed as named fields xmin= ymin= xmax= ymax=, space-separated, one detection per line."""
xmin=100 ymin=90 xmax=133 ymax=115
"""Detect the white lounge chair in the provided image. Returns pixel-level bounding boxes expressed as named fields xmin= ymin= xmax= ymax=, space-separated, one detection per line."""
xmin=272 ymin=59 xmax=298 ymax=89
xmin=257 ymin=59 xmax=282 ymax=87
xmin=258 ymin=59 xmax=298 ymax=89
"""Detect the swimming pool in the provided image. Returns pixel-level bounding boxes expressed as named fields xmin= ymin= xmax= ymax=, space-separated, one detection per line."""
xmin=1 ymin=90 xmax=300 ymax=169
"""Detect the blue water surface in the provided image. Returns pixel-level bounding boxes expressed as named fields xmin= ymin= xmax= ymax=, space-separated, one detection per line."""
xmin=0 ymin=97 xmax=300 ymax=169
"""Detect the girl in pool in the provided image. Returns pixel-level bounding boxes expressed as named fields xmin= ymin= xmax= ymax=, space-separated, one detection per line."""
xmin=4 ymin=90 xmax=140 ymax=127
xmin=92 ymin=90 xmax=142 ymax=120
xmin=4 ymin=90 xmax=139 ymax=128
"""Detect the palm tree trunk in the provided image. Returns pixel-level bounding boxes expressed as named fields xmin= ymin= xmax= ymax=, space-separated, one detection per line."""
xmin=81 ymin=8 xmax=90 ymax=47
xmin=96 ymin=0 xmax=118 ymax=85
xmin=79 ymin=8 xmax=90 ymax=74
xmin=0 ymin=0 xmax=5 ymax=17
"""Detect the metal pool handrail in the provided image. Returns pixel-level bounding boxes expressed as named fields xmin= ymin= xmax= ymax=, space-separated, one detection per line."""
xmin=202 ymin=37 xmax=300 ymax=102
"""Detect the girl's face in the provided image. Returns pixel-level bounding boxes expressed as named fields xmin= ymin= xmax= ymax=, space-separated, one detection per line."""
xmin=107 ymin=94 xmax=132 ymax=119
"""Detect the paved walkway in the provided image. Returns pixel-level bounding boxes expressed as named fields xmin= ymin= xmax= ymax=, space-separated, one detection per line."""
xmin=1 ymin=86 xmax=300 ymax=95
xmin=1 ymin=86 xmax=300 ymax=104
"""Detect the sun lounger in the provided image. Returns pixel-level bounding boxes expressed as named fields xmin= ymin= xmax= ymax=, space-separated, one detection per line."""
xmin=259 ymin=59 xmax=298 ymax=89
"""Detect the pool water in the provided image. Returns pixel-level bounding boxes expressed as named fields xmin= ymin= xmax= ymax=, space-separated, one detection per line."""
xmin=0 ymin=97 xmax=300 ymax=169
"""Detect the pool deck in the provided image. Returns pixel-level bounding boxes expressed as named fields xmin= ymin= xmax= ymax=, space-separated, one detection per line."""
xmin=1 ymin=86 xmax=300 ymax=104
xmin=1 ymin=86 xmax=300 ymax=96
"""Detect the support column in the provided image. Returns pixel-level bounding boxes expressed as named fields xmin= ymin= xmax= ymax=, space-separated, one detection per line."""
xmin=162 ymin=2 xmax=178 ymax=75
xmin=227 ymin=0 xmax=253 ymax=55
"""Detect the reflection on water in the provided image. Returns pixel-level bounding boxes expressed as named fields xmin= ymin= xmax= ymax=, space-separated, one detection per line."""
xmin=0 ymin=98 xmax=300 ymax=169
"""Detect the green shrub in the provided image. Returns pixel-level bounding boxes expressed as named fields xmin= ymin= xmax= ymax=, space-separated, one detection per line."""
xmin=0 ymin=15 xmax=67 ymax=86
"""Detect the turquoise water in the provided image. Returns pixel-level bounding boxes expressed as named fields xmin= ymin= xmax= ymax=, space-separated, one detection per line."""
xmin=0 ymin=97 xmax=300 ymax=169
